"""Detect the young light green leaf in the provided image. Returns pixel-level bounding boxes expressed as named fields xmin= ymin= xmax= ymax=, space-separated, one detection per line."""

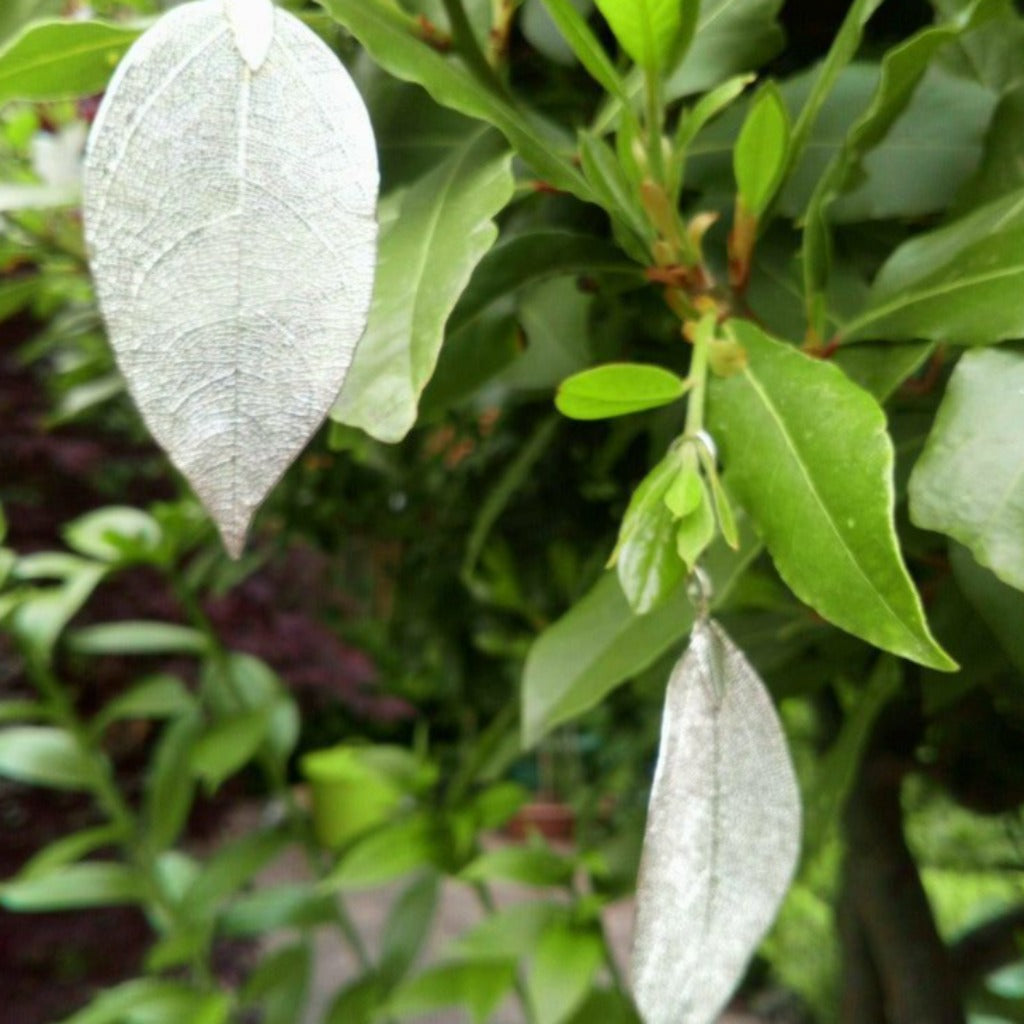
xmin=593 ymin=0 xmax=686 ymax=69
xmin=222 ymin=883 xmax=336 ymax=936
xmin=632 ymin=618 xmax=801 ymax=1024
xmin=556 ymin=363 xmax=688 ymax=420
xmin=675 ymin=480 xmax=716 ymax=570
xmin=708 ymin=322 xmax=955 ymax=670
xmin=94 ymin=674 xmax=196 ymax=732
xmin=56 ymin=981 xmax=230 ymax=1024
xmin=909 ymin=347 xmax=1024 ymax=591
xmin=1 ymin=862 xmax=145 ymax=911
xmin=332 ymin=131 xmax=514 ymax=443
xmin=63 ymin=506 xmax=163 ymax=565
xmin=324 ymin=815 xmax=440 ymax=890
xmin=19 ymin=825 xmax=126 ymax=880
xmin=145 ymin=712 xmax=203 ymax=849
xmin=734 ymin=82 xmax=790 ymax=217
xmin=84 ymin=1 xmax=379 ymax=557
xmin=0 ymin=726 xmax=93 ymax=791
xmin=521 ymin=521 xmax=761 ymax=748
xmin=461 ymin=846 xmax=574 ymax=887
xmin=0 ymin=19 xmax=140 ymax=103
xmin=845 ymin=187 xmax=1024 ymax=344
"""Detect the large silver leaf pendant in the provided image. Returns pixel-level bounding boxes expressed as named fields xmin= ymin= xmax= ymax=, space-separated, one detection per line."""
xmin=631 ymin=618 xmax=802 ymax=1024
xmin=83 ymin=0 xmax=379 ymax=556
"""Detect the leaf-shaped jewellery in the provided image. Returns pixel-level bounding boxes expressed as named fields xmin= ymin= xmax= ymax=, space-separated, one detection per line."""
xmin=631 ymin=600 xmax=802 ymax=1024
xmin=83 ymin=0 xmax=379 ymax=556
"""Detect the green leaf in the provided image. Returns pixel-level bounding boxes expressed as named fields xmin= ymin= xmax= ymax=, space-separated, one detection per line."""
xmin=844 ymin=186 xmax=1024 ymax=345
xmin=67 ymin=621 xmax=209 ymax=657
xmin=0 ymin=20 xmax=140 ymax=103
xmin=222 ymin=883 xmax=336 ymax=936
xmin=802 ymin=3 xmax=998 ymax=308
xmin=950 ymin=543 xmax=1024 ymax=673
xmin=0 ymin=726 xmax=93 ymax=790
xmin=538 ymin=0 xmax=630 ymax=101
xmin=556 ymin=363 xmax=687 ymax=420
xmin=526 ymin=923 xmax=605 ymax=1024
xmin=734 ymin=82 xmax=790 ymax=217
xmin=787 ymin=0 xmax=886 ymax=172
xmin=191 ymin=710 xmax=269 ymax=794
xmin=145 ymin=712 xmax=203 ymax=849
xmin=242 ymin=945 xmax=312 ymax=1024
xmin=0 ymin=700 xmax=49 ymax=724
xmin=521 ymin=521 xmax=760 ymax=747
xmin=593 ymin=0 xmax=686 ymax=68
xmin=615 ymin=455 xmax=688 ymax=615
xmin=19 ymin=824 xmax=125 ymax=879
xmin=449 ymin=902 xmax=561 ymax=961
xmin=318 ymin=0 xmax=591 ymax=200
xmin=324 ymin=815 xmax=441 ymax=890
xmin=461 ymin=845 xmax=574 ymax=887
xmin=182 ymin=828 xmax=290 ymax=918
xmin=909 ymin=347 xmax=1024 ymax=590
xmin=386 ymin=960 xmax=517 ymax=1024
xmin=0 ymin=0 xmax=59 ymax=45
xmin=63 ymin=506 xmax=163 ymax=565
xmin=379 ymin=874 xmax=440 ymax=988
xmin=94 ymin=674 xmax=196 ymax=731
xmin=666 ymin=0 xmax=783 ymax=99
xmin=675 ymin=480 xmax=716 ymax=570
xmin=1 ymin=861 xmax=144 ymax=911
xmin=56 ymin=981 xmax=230 ymax=1024
xmin=707 ymin=321 xmax=954 ymax=670
xmin=332 ymin=131 xmax=514 ymax=442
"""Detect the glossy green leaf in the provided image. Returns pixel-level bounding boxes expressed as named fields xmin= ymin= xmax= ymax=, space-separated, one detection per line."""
xmin=950 ymin=543 xmax=1024 ymax=673
xmin=708 ymin=322 xmax=954 ymax=670
xmin=521 ymin=521 xmax=760 ymax=747
xmin=526 ymin=922 xmax=604 ymax=1024
xmin=191 ymin=710 xmax=269 ymax=793
xmin=556 ymin=364 xmax=687 ymax=420
xmin=538 ymin=0 xmax=629 ymax=101
xmin=94 ymin=674 xmax=196 ymax=731
xmin=68 ymin=621 xmax=209 ymax=657
xmin=461 ymin=845 xmax=574 ymax=887
xmin=0 ymin=726 xmax=93 ymax=790
xmin=0 ymin=20 xmax=140 ymax=103
xmin=332 ymin=131 xmax=513 ymax=442
xmin=319 ymin=0 xmax=591 ymax=200
xmin=734 ymin=82 xmax=790 ymax=216
xmin=909 ymin=347 xmax=1024 ymax=590
xmin=593 ymin=0 xmax=685 ymax=68
xmin=845 ymin=187 xmax=1024 ymax=344
xmin=386 ymin=960 xmax=517 ymax=1024
xmin=1 ymin=862 xmax=144 ymax=911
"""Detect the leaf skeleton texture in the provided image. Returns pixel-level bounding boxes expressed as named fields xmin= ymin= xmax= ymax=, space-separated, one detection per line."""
xmin=631 ymin=617 xmax=801 ymax=1024
xmin=83 ymin=0 xmax=379 ymax=557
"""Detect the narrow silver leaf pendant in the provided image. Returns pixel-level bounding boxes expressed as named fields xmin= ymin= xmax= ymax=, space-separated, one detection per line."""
xmin=83 ymin=0 xmax=379 ymax=556
xmin=631 ymin=617 xmax=801 ymax=1024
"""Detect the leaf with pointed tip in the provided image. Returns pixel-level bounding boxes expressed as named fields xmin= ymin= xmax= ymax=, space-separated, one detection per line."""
xmin=631 ymin=618 xmax=801 ymax=1024
xmin=83 ymin=0 xmax=379 ymax=557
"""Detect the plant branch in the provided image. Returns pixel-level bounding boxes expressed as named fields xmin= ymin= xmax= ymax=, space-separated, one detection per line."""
xmin=441 ymin=0 xmax=509 ymax=97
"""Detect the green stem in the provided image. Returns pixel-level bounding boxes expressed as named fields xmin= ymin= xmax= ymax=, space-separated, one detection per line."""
xmin=441 ymin=0 xmax=509 ymax=97
xmin=684 ymin=324 xmax=710 ymax=438
xmin=643 ymin=67 xmax=666 ymax=184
